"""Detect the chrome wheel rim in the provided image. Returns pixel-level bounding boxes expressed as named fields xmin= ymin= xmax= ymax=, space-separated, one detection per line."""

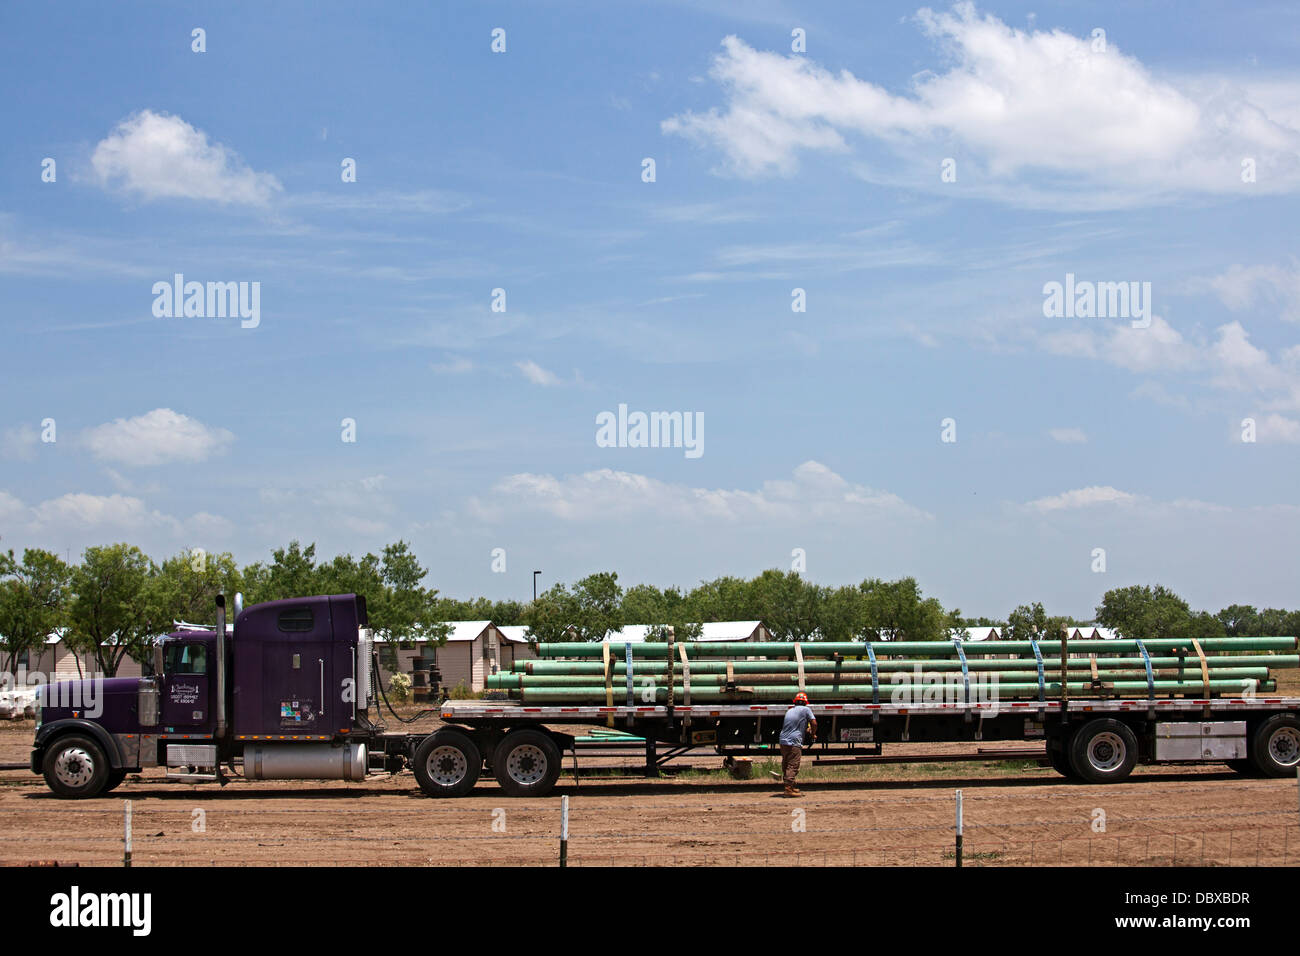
xmin=427 ymin=745 xmax=468 ymax=786
xmin=1086 ymin=732 xmax=1126 ymax=773
xmin=1268 ymin=727 xmax=1300 ymax=767
xmin=505 ymin=744 xmax=547 ymax=786
xmin=54 ymin=746 xmax=96 ymax=789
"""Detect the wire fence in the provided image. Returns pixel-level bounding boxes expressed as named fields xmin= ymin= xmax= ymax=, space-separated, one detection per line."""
xmin=2 ymin=793 xmax=1296 ymax=867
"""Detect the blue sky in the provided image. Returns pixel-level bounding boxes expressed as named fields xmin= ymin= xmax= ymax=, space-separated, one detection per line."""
xmin=2 ymin=1 xmax=1299 ymax=620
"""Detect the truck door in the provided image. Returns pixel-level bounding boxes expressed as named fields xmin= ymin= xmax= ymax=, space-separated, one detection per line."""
xmin=161 ymin=640 xmax=212 ymax=730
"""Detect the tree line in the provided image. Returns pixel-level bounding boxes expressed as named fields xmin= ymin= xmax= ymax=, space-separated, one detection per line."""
xmin=2 ymin=540 xmax=1297 ymax=676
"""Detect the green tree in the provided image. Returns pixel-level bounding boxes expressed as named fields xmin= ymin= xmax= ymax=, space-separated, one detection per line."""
xmin=1003 ymin=602 xmax=1073 ymax=643
xmin=0 ymin=548 xmax=74 ymax=673
xmin=522 ymin=582 xmax=582 ymax=642
xmin=859 ymin=577 xmax=948 ymax=642
xmin=66 ymin=544 xmax=163 ymax=677
xmin=1095 ymin=584 xmax=1193 ymax=640
xmin=1217 ymin=604 xmax=1259 ymax=636
xmin=152 ymin=550 xmax=242 ymax=627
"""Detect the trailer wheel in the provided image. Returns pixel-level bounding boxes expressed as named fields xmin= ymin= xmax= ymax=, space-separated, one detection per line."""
xmin=1068 ymin=719 xmax=1138 ymax=784
xmin=493 ymin=730 xmax=562 ymax=797
xmin=1250 ymin=715 xmax=1300 ymax=777
xmin=1047 ymin=743 xmax=1076 ymax=779
xmin=413 ymin=730 xmax=481 ymax=798
xmin=42 ymin=735 xmax=111 ymax=799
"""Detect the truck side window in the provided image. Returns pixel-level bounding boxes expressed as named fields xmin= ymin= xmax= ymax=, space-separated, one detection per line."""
xmin=165 ymin=643 xmax=208 ymax=676
xmin=278 ymin=607 xmax=314 ymax=632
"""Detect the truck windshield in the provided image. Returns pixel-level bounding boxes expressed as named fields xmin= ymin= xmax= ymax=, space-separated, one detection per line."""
xmin=165 ymin=643 xmax=207 ymax=675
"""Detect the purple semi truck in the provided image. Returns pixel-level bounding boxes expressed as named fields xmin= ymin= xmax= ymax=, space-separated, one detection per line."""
xmin=30 ymin=592 xmax=1300 ymax=798
xmin=30 ymin=593 xmax=507 ymax=798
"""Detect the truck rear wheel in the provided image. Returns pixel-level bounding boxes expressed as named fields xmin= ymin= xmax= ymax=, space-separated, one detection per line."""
xmin=493 ymin=730 xmax=562 ymax=797
xmin=1068 ymin=719 xmax=1138 ymax=784
xmin=42 ymin=735 xmax=111 ymax=799
xmin=1047 ymin=742 xmax=1077 ymax=779
xmin=1250 ymin=715 xmax=1300 ymax=777
xmin=414 ymin=730 xmax=481 ymax=798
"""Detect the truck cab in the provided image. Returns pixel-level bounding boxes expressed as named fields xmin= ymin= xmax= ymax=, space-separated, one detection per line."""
xmin=32 ymin=593 xmax=375 ymax=798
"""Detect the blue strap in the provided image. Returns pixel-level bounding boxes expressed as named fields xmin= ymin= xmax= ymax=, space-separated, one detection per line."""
xmin=624 ymin=642 xmax=634 ymax=706
xmin=1135 ymin=638 xmax=1154 ymax=700
xmin=1029 ymin=637 xmax=1045 ymax=702
xmin=952 ymin=637 xmax=971 ymax=705
xmin=865 ymin=644 xmax=879 ymax=705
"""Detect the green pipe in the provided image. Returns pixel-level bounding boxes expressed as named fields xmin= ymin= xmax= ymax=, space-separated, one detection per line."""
xmin=513 ymin=679 xmax=1273 ymax=704
xmin=533 ymin=637 xmax=1298 ymax=659
xmin=517 ymin=654 xmax=1298 ymax=675
xmin=488 ymin=666 xmax=1274 ymax=689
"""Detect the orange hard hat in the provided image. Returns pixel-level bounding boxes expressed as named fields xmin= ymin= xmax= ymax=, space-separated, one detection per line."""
xmin=794 ymin=692 xmax=809 ymax=705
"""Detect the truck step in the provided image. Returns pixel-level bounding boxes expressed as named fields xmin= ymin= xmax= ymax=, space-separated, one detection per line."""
xmin=164 ymin=772 xmax=219 ymax=783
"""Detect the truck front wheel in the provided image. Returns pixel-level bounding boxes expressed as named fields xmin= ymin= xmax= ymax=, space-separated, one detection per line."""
xmin=42 ymin=735 xmax=111 ymax=799
xmin=1068 ymin=719 xmax=1138 ymax=784
xmin=1250 ymin=715 xmax=1300 ymax=777
xmin=413 ymin=730 xmax=481 ymax=798
xmin=493 ymin=730 xmax=562 ymax=797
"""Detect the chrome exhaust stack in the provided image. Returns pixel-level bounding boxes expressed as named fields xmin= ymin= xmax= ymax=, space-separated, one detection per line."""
xmin=215 ymin=595 xmax=227 ymax=740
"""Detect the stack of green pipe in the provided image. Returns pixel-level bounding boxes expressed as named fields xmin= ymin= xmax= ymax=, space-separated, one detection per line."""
xmin=482 ymin=636 xmax=1298 ymax=704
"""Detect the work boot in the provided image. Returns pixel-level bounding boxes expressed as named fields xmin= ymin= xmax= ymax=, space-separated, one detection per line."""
xmin=783 ymin=785 xmax=801 ymax=798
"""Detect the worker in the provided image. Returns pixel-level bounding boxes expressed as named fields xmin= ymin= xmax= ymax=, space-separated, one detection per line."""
xmin=778 ymin=692 xmax=817 ymax=797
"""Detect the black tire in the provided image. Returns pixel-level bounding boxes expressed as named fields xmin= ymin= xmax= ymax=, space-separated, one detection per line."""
xmin=1068 ymin=719 xmax=1138 ymax=784
xmin=42 ymin=735 xmax=112 ymax=798
xmin=1249 ymin=715 xmax=1300 ymax=777
xmin=1226 ymin=758 xmax=1259 ymax=776
xmin=1048 ymin=742 xmax=1077 ymax=779
xmin=103 ymin=769 xmax=128 ymax=793
xmin=493 ymin=730 xmax=562 ymax=797
xmin=413 ymin=730 xmax=481 ymax=798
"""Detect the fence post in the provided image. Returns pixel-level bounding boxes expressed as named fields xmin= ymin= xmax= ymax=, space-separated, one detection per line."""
xmin=123 ymin=800 xmax=132 ymax=868
xmin=559 ymin=794 xmax=569 ymax=868
xmin=954 ymin=789 xmax=963 ymax=868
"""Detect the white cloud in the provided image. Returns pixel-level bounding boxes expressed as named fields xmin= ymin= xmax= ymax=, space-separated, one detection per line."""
xmin=1210 ymin=261 xmax=1300 ymax=323
xmin=91 ymin=110 xmax=282 ymax=205
xmin=1255 ymin=413 xmax=1300 ymax=443
xmin=663 ymin=5 xmax=1300 ymax=204
xmin=430 ymin=357 xmax=475 ymax=375
xmin=2 ymin=425 xmax=38 ymax=461
xmin=82 ymin=408 xmax=234 ymax=466
xmin=1025 ymin=485 xmax=1137 ymax=512
xmin=0 ymin=490 xmax=231 ymax=549
xmin=516 ymin=360 xmax=563 ymax=386
xmin=469 ymin=460 xmax=931 ymax=524
xmin=1048 ymin=427 xmax=1087 ymax=444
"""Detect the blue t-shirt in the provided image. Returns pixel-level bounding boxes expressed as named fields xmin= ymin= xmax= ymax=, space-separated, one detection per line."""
xmin=780 ymin=704 xmax=815 ymax=746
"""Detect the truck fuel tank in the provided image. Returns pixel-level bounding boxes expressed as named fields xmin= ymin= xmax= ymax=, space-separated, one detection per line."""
xmin=243 ymin=742 xmax=367 ymax=781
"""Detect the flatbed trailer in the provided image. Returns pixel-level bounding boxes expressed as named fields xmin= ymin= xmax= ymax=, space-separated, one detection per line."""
xmin=27 ymin=591 xmax=1300 ymax=799
xmin=425 ymin=695 xmax=1300 ymax=796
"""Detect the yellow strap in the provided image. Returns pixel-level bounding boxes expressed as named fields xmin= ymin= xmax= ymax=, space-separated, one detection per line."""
xmin=794 ymin=642 xmax=806 ymax=693
xmin=726 ymin=659 xmax=734 ymax=688
xmin=1191 ymin=638 xmax=1210 ymax=697
xmin=1090 ymin=653 xmax=1099 ymax=683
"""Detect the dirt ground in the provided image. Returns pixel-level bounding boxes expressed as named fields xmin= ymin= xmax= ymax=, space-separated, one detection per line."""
xmin=2 ymin=719 xmax=1297 ymax=867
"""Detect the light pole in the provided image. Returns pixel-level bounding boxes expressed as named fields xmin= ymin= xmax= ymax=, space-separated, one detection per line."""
xmin=533 ymin=570 xmax=541 ymax=602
